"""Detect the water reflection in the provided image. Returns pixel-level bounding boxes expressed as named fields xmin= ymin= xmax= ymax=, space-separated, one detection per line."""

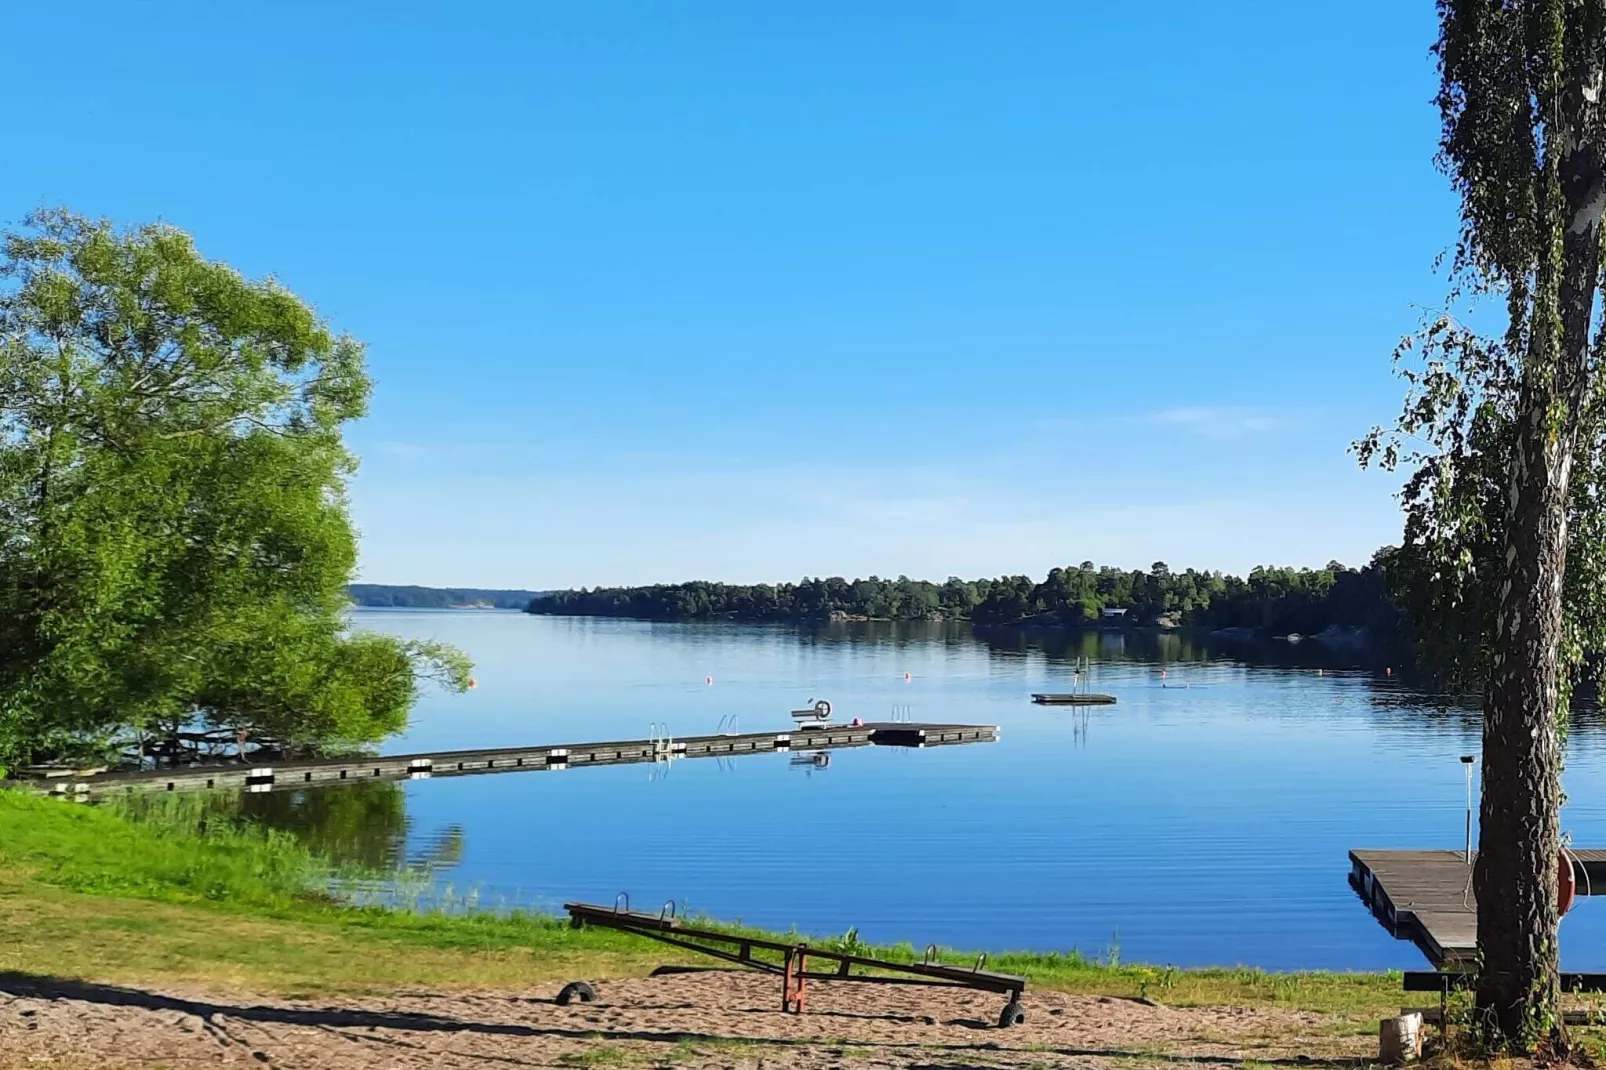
xmin=116 ymin=781 xmax=464 ymax=876
xmin=109 ymin=611 xmax=1606 ymax=970
xmin=240 ymin=784 xmax=464 ymax=873
xmin=788 ymin=750 xmax=832 ymax=776
xmin=677 ymin=616 xmax=1416 ymax=679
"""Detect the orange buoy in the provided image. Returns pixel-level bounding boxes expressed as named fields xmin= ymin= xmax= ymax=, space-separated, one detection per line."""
xmin=1560 ymin=850 xmax=1578 ymax=916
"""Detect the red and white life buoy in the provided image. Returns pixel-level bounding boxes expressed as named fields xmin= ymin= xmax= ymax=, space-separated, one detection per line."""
xmin=1560 ymin=849 xmax=1578 ymax=917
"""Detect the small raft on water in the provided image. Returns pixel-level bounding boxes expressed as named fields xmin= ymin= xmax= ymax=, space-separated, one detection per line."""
xmin=1031 ymin=692 xmax=1117 ymax=706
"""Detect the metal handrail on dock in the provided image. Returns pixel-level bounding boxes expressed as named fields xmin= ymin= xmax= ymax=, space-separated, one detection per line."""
xmin=563 ymin=900 xmax=1028 ymax=1027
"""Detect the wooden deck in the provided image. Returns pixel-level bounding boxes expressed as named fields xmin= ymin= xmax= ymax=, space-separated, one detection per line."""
xmin=1349 ymin=849 xmax=1606 ymax=965
xmin=11 ymin=721 xmax=999 ymax=799
xmin=1030 ymin=693 xmax=1117 ymax=705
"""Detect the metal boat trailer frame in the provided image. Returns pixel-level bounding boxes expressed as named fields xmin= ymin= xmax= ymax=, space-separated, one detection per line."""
xmin=564 ymin=898 xmax=1029 ymax=1028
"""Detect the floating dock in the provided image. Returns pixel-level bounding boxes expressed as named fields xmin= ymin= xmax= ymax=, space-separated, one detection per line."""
xmin=1031 ymin=693 xmax=1117 ymax=706
xmin=1349 ymin=848 xmax=1606 ymax=965
xmin=15 ymin=721 xmax=999 ymax=799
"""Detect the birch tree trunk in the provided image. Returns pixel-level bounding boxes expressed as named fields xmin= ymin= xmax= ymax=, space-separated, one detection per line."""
xmin=1474 ymin=66 xmax=1606 ymax=1041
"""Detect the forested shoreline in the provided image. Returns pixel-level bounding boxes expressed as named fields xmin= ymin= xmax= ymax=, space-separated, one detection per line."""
xmin=526 ymin=552 xmax=1401 ymax=640
xmin=347 ymin=585 xmax=546 ymax=610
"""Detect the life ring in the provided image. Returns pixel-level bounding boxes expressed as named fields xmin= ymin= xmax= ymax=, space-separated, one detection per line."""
xmin=1560 ymin=849 xmax=1578 ymax=917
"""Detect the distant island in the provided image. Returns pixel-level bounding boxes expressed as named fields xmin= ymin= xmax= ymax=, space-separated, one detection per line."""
xmin=525 ymin=555 xmax=1401 ymax=643
xmin=348 ymin=584 xmax=550 ymax=610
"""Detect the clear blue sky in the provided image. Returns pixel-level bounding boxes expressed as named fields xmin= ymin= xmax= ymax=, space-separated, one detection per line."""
xmin=4 ymin=2 xmax=1448 ymax=588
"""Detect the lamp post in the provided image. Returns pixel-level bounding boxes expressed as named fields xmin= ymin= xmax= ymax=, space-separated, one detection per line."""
xmin=1460 ymin=754 xmax=1475 ymax=863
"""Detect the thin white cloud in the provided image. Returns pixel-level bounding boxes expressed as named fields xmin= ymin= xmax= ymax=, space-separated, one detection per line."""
xmin=1143 ymin=406 xmax=1287 ymax=438
xmin=351 ymin=452 xmax=1402 ymax=589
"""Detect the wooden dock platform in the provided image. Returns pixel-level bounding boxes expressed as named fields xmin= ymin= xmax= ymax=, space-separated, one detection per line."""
xmin=1349 ymin=849 xmax=1606 ymax=965
xmin=13 ymin=721 xmax=999 ymax=799
xmin=1031 ymin=693 xmax=1117 ymax=706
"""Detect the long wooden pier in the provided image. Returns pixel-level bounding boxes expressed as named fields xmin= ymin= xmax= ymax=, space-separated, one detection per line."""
xmin=1349 ymin=848 xmax=1606 ymax=965
xmin=14 ymin=721 xmax=998 ymax=799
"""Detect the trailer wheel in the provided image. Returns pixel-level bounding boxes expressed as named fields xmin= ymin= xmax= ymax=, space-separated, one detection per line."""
xmin=998 ymin=1001 xmax=1026 ymax=1028
xmin=556 ymin=981 xmax=596 ymax=1006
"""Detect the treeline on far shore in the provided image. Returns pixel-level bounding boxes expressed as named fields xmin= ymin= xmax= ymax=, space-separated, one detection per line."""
xmin=525 ymin=553 xmax=1401 ymax=640
xmin=348 ymin=585 xmax=548 ymax=610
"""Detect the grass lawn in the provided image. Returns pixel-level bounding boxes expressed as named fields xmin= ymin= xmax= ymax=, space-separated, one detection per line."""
xmin=0 ymin=787 xmax=1404 ymax=1017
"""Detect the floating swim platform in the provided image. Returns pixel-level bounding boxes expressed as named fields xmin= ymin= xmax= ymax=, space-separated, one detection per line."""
xmin=1030 ymin=693 xmax=1117 ymax=705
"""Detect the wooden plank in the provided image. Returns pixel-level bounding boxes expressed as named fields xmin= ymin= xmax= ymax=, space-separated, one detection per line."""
xmin=1412 ymin=912 xmax=1477 ymax=962
xmin=1406 ymin=971 xmax=1606 ymax=993
xmin=1409 ymin=1006 xmax=1600 ymax=1027
xmin=1350 ymin=850 xmax=1476 ymax=965
xmin=1348 ymin=847 xmax=1606 ymax=966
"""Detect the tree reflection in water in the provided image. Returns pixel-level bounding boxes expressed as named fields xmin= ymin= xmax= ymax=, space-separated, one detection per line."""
xmin=113 ymin=780 xmax=463 ymax=876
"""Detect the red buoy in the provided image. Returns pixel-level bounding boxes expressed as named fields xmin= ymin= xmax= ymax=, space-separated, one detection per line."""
xmin=1560 ymin=850 xmax=1578 ymax=916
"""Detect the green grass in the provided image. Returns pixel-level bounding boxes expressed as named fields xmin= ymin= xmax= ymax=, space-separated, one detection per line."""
xmin=557 ymin=1046 xmax=633 ymax=1066
xmin=0 ymin=787 xmax=1402 ymax=1016
xmin=0 ymin=791 xmax=326 ymax=908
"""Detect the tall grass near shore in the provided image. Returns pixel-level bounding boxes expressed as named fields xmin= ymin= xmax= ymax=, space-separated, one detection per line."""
xmin=0 ymin=789 xmax=326 ymax=908
xmin=0 ymin=787 xmax=1401 ymax=1015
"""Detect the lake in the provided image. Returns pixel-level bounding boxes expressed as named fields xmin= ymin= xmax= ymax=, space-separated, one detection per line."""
xmin=244 ymin=609 xmax=1606 ymax=972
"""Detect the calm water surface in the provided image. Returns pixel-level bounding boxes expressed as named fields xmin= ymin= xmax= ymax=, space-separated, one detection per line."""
xmin=251 ymin=609 xmax=1606 ymax=971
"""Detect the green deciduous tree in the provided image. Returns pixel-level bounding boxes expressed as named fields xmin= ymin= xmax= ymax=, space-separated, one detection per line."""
xmin=1359 ymin=2 xmax=1606 ymax=1048
xmin=0 ymin=209 xmax=470 ymax=771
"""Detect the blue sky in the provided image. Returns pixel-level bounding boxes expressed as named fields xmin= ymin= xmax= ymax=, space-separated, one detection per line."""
xmin=4 ymin=2 xmax=1449 ymax=588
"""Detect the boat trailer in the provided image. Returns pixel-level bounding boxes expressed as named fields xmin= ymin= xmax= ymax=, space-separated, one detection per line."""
xmin=563 ymin=898 xmax=1029 ymax=1027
